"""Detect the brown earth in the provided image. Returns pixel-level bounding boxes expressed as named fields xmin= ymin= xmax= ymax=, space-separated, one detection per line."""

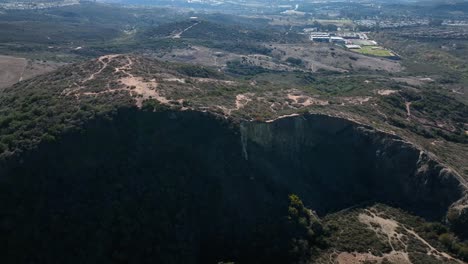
xmin=0 ymin=55 xmax=62 ymax=89
xmin=158 ymin=43 xmax=402 ymax=73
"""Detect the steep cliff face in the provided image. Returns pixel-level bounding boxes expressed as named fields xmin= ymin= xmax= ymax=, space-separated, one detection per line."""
xmin=240 ymin=115 xmax=466 ymax=218
xmin=0 ymin=109 xmax=466 ymax=263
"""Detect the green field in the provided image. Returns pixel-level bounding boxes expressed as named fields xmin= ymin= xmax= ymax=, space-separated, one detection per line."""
xmin=353 ymin=46 xmax=394 ymax=57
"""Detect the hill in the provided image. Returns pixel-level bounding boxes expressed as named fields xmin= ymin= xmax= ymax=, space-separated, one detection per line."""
xmin=0 ymin=4 xmax=467 ymax=263
xmin=0 ymin=55 xmax=467 ymax=263
xmin=0 ymin=0 xmax=80 ymax=9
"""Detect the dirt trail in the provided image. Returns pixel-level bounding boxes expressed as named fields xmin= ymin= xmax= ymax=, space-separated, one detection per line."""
xmin=121 ymin=77 xmax=164 ymax=107
xmin=84 ymin=54 xmax=120 ymax=82
xmin=335 ymin=251 xmax=410 ymax=264
xmin=81 ymin=88 xmax=125 ymax=96
xmin=172 ymin=22 xmax=200 ymax=39
xmin=377 ymin=89 xmax=398 ymax=96
xmin=18 ymin=59 xmax=28 ymax=82
xmin=359 ymin=211 xmax=410 ymax=255
xmin=358 ymin=209 xmax=463 ymax=263
xmin=341 ymin=96 xmax=371 ymax=105
xmin=114 ymin=55 xmax=173 ymax=107
xmin=265 ymin=113 xmax=301 ymax=123
xmin=405 ymin=102 xmax=412 ymax=119
xmin=287 ymin=93 xmax=329 ymax=107
xmin=74 ymin=55 xmax=175 ymax=108
xmin=216 ymin=93 xmax=254 ymax=115
xmin=405 ymin=227 xmax=460 ymax=261
xmin=235 ymin=94 xmax=253 ymax=110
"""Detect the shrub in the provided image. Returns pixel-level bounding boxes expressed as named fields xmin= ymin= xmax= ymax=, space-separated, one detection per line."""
xmin=438 ymin=233 xmax=455 ymax=249
xmin=286 ymin=57 xmax=303 ymax=66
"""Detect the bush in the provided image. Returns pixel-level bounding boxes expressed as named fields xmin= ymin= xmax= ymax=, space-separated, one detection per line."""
xmin=286 ymin=57 xmax=303 ymax=66
xmin=459 ymin=245 xmax=468 ymax=260
xmin=438 ymin=233 xmax=455 ymax=249
xmin=175 ymin=64 xmax=221 ymax=78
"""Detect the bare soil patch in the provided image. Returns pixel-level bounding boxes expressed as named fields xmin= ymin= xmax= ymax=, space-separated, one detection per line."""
xmin=356 ymin=208 xmax=463 ymax=263
xmin=271 ymin=43 xmax=402 ymax=73
xmin=0 ymin=55 xmax=62 ymax=89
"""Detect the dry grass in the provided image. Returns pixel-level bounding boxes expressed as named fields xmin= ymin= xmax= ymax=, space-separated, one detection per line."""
xmin=0 ymin=55 xmax=62 ymax=89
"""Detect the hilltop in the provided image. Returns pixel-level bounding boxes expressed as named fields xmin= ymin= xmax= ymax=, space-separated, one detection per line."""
xmin=1 ymin=54 xmax=466 ymax=176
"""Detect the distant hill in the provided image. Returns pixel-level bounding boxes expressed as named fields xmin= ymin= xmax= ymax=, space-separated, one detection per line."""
xmin=0 ymin=0 xmax=80 ymax=9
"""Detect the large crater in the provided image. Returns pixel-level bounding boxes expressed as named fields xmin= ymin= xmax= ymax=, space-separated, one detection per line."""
xmin=0 ymin=109 xmax=466 ymax=263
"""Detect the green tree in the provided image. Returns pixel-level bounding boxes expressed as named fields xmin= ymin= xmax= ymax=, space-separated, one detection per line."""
xmin=286 ymin=194 xmax=327 ymax=262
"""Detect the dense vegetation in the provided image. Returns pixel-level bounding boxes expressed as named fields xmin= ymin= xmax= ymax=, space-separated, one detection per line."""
xmin=0 ymin=65 xmax=134 ymax=157
xmin=226 ymin=59 xmax=281 ymax=76
xmin=378 ymin=89 xmax=468 ymax=144
xmin=0 ymin=4 xmax=183 ymax=61
xmin=139 ymin=19 xmax=304 ymax=56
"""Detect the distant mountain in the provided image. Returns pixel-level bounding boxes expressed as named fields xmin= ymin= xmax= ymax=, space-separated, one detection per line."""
xmin=0 ymin=0 xmax=80 ymax=9
xmin=1 ymin=0 xmax=72 ymax=2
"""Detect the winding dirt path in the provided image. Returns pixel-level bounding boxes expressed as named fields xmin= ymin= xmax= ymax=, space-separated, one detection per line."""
xmin=84 ymin=54 xmax=120 ymax=82
xmin=358 ymin=209 xmax=463 ymax=263
xmin=72 ymin=55 xmax=175 ymax=108
xmin=172 ymin=22 xmax=200 ymax=39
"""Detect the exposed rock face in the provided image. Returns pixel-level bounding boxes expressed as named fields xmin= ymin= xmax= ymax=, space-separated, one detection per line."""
xmin=240 ymin=115 xmax=466 ymax=218
xmin=0 ymin=109 xmax=466 ymax=262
